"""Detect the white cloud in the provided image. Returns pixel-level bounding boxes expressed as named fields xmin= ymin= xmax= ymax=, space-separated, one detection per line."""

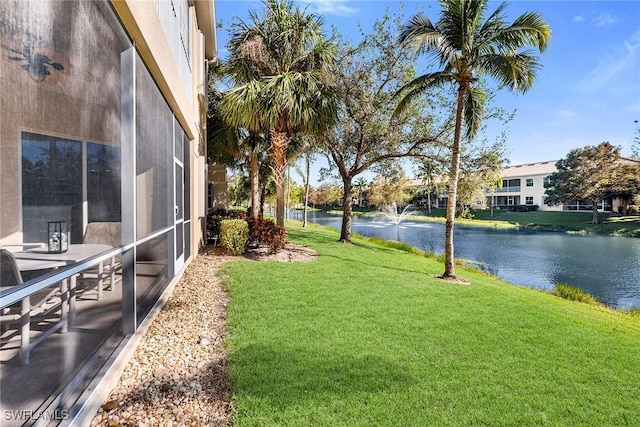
xmin=573 ymin=15 xmax=585 ymax=23
xmin=592 ymin=13 xmax=616 ymax=27
xmin=298 ymin=0 xmax=358 ymax=16
xmin=555 ymin=109 xmax=579 ymax=119
xmin=577 ymin=28 xmax=640 ymax=91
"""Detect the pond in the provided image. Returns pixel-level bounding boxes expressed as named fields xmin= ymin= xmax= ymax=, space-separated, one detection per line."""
xmin=291 ymin=211 xmax=640 ymax=309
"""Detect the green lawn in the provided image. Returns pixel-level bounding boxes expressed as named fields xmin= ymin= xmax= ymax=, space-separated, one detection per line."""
xmin=467 ymin=209 xmax=640 ymax=236
xmin=222 ymin=223 xmax=640 ymax=426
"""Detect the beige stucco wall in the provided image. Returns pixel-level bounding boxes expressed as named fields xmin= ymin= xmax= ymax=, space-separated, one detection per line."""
xmin=208 ymin=163 xmax=228 ymax=209
xmin=113 ymin=0 xmax=211 ymax=252
xmin=0 ymin=0 xmax=122 ymax=245
xmin=1 ymin=0 xmax=215 ymax=255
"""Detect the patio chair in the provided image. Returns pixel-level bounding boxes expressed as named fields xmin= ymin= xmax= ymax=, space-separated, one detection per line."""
xmin=0 ymin=249 xmax=63 ymax=365
xmin=79 ymin=222 xmax=122 ymax=298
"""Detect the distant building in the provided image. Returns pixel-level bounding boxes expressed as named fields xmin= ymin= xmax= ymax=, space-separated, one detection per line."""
xmin=406 ymin=158 xmax=640 ymax=212
xmin=488 ymin=161 xmax=558 ymax=211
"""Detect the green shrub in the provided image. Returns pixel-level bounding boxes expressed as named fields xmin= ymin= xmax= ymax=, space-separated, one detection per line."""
xmin=508 ymin=204 xmax=539 ymax=212
xmin=206 ymin=208 xmax=248 ymax=244
xmin=552 ymin=283 xmax=601 ymax=306
xmin=220 ymin=219 xmax=249 ymax=255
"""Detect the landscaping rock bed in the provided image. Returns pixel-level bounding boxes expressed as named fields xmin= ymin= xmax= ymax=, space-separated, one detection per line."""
xmin=91 ymin=243 xmax=317 ymax=426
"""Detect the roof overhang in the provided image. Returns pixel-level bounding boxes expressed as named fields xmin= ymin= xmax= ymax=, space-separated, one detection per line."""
xmin=193 ymin=0 xmax=217 ymax=61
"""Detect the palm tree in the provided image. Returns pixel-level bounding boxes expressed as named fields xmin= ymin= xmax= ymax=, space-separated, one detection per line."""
xmin=417 ymin=159 xmax=444 ymax=213
xmin=395 ymin=0 xmax=549 ymax=280
xmin=208 ymin=78 xmax=268 ymax=219
xmin=293 ymin=135 xmax=317 ymax=227
xmin=354 ymin=177 xmax=368 ymax=208
xmin=221 ymin=0 xmax=338 ymax=227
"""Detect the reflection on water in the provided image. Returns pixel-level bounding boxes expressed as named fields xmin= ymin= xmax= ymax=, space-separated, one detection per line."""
xmin=292 ymin=211 xmax=640 ymax=309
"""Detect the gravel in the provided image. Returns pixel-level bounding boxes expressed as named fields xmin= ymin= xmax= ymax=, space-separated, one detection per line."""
xmin=90 ymin=243 xmax=317 ymax=427
xmin=90 ymin=251 xmax=234 ymax=427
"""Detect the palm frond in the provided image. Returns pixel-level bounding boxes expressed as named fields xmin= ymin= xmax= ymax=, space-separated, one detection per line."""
xmin=505 ymin=11 xmax=551 ymax=52
xmin=393 ymin=71 xmax=453 ymax=117
xmin=400 ymin=14 xmax=457 ymax=67
xmin=223 ymin=0 xmax=337 ymax=139
xmin=265 ymin=71 xmax=337 ymax=134
xmin=478 ymin=51 xmax=541 ymax=93
xmin=463 ymin=85 xmax=486 ymax=140
xmin=219 ymin=80 xmax=269 ymax=131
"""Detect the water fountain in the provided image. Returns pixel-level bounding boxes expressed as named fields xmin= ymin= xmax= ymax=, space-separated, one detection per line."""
xmin=377 ymin=202 xmax=417 ymax=225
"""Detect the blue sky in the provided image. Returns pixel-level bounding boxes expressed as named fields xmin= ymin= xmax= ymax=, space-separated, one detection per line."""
xmin=214 ymin=0 xmax=640 ymax=179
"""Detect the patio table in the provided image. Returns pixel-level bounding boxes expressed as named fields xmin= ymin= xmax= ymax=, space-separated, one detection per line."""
xmin=14 ymin=244 xmax=113 ymax=325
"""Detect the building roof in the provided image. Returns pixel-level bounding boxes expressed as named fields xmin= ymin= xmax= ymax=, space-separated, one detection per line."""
xmin=500 ymin=160 xmax=558 ymax=178
xmin=621 ymin=157 xmax=640 ymax=166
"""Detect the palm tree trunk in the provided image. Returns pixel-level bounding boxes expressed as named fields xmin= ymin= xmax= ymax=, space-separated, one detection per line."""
xmin=270 ymin=129 xmax=288 ymax=227
xmin=250 ymin=154 xmax=260 ymax=219
xmin=303 ymin=152 xmax=311 ymax=227
xmin=339 ymin=178 xmax=353 ymax=243
xmin=259 ymin=184 xmax=267 ymax=216
xmin=442 ymin=84 xmax=467 ymax=279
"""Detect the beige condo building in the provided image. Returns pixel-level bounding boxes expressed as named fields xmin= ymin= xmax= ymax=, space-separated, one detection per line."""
xmin=1 ymin=1 xmax=219 ymax=424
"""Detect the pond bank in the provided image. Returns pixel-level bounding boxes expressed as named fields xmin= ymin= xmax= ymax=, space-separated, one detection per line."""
xmin=313 ymin=207 xmax=640 ymax=237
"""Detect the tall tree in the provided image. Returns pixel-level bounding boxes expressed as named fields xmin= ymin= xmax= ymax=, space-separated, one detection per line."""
xmin=309 ymin=182 xmax=342 ymax=207
xmin=416 ymin=158 xmax=445 ymax=213
xmin=320 ymin=13 xmax=451 ymax=243
xmin=208 ymin=76 xmax=268 ymax=219
xmin=455 ymin=145 xmax=504 ymax=217
xmin=613 ymin=164 xmax=640 ymax=215
xmin=221 ymin=0 xmax=338 ymax=227
xmin=366 ymin=169 xmax=416 ymax=208
xmin=545 ymin=142 xmax=640 ymax=224
xmin=354 ymin=177 xmax=368 ymax=208
xmin=294 ymin=135 xmax=317 ymax=227
xmin=395 ymin=0 xmax=549 ymax=280
xmin=632 ymin=120 xmax=640 ymax=158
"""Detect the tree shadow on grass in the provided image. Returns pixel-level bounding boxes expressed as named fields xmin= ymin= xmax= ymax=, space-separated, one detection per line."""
xmin=319 ymin=249 xmax=439 ymax=278
xmin=230 ymin=342 xmax=413 ymax=415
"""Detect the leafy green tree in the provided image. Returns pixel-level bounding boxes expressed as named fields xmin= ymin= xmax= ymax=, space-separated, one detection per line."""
xmin=320 ymin=13 xmax=450 ymax=243
xmin=545 ymin=142 xmax=639 ymax=224
xmin=366 ymin=170 xmax=416 ymax=208
xmin=614 ymin=165 xmax=640 ymax=215
xmin=632 ymin=120 xmax=640 ymax=158
xmin=228 ymin=173 xmax=251 ymax=207
xmin=455 ymin=145 xmax=504 ymax=217
xmin=309 ymin=182 xmax=342 ymax=207
xmin=221 ymin=0 xmax=338 ymax=227
xmin=207 ymin=69 xmax=268 ymax=219
xmin=395 ymin=0 xmax=549 ymax=280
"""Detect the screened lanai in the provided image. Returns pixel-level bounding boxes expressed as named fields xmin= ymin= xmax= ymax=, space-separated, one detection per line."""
xmin=0 ymin=0 xmax=210 ymax=424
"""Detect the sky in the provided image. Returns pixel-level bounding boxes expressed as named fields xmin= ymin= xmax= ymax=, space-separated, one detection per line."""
xmin=213 ymin=0 xmax=640 ymax=182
